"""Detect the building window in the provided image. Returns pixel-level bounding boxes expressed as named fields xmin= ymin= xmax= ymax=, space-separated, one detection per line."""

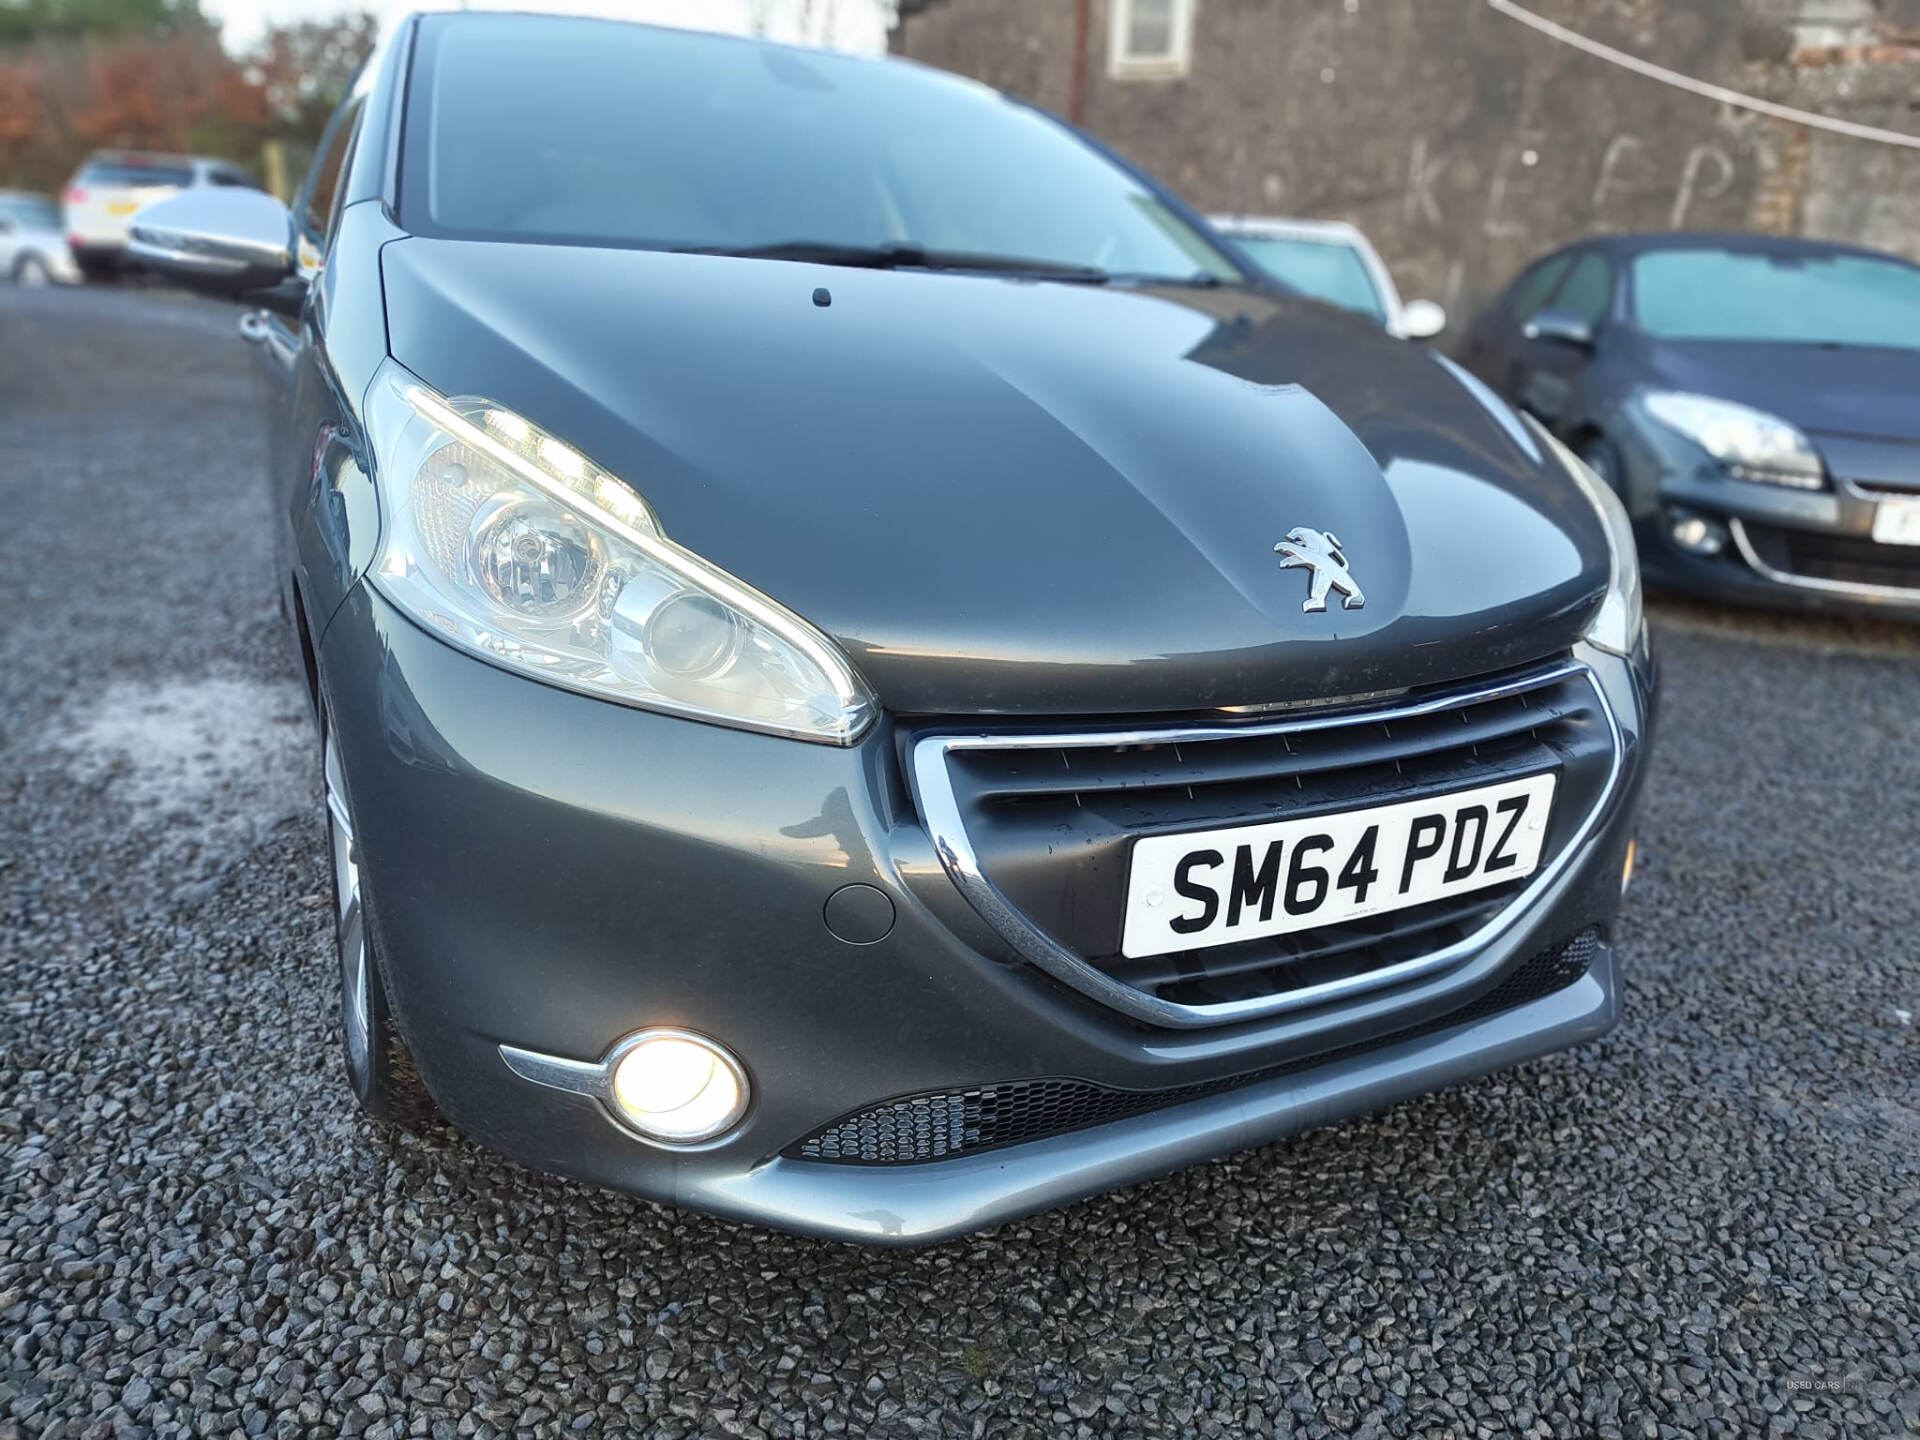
xmin=1109 ymin=0 xmax=1193 ymax=80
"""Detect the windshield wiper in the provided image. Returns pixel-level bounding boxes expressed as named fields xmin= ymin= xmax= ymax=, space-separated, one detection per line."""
xmin=1096 ymin=270 xmax=1244 ymax=289
xmin=672 ymin=240 xmax=1110 ymax=280
xmin=672 ymin=242 xmax=1255 ymax=290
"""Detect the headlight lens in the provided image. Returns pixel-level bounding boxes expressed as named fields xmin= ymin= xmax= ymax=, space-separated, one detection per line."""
xmin=1527 ymin=417 xmax=1644 ymax=657
xmin=362 ymin=360 xmax=875 ymax=744
xmin=1641 ymin=390 xmax=1825 ymax=489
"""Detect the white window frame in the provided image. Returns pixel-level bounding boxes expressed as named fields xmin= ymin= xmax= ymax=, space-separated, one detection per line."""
xmin=1109 ymin=0 xmax=1195 ymax=81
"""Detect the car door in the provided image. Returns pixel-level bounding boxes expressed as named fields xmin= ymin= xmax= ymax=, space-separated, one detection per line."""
xmin=1459 ymin=251 xmax=1573 ymax=391
xmin=1507 ymin=250 xmax=1612 ymax=425
xmin=0 ymin=209 xmax=19 ymax=273
xmin=253 ymin=88 xmax=366 ymax=656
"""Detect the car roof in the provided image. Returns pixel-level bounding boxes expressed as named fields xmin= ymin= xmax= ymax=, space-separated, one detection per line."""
xmin=386 ymin=0 xmax=675 ymax=22
xmin=1208 ymin=215 xmax=1369 ymax=247
xmin=84 ymin=149 xmax=199 ymax=165
xmin=79 ymin=150 xmax=235 ymax=170
xmin=1549 ymin=230 xmax=1919 ymax=269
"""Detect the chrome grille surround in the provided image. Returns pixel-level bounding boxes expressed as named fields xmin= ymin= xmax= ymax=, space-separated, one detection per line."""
xmin=1840 ymin=478 xmax=1920 ymax=503
xmin=910 ymin=658 xmax=1624 ymax=1030
xmin=1731 ymin=516 xmax=1920 ymax=602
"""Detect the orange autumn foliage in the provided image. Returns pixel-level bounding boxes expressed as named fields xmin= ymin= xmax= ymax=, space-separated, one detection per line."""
xmin=1 ymin=15 xmax=368 ymax=195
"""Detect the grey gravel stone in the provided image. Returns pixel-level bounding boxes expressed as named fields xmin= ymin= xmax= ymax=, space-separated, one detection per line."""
xmin=2 ymin=286 xmax=1917 ymax=1439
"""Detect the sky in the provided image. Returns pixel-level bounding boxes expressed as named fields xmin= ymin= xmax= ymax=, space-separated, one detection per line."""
xmin=200 ymin=0 xmax=894 ymax=55
xmin=201 ymin=0 xmax=340 ymax=50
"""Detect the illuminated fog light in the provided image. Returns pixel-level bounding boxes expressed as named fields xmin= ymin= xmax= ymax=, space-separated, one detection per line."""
xmin=1666 ymin=509 xmax=1726 ymax=556
xmin=608 ymin=1029 xmax=749 ymax=1143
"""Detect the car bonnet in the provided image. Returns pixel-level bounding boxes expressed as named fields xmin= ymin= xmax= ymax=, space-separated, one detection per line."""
xmin=380 ymin=239 xmax=1610 ymax=717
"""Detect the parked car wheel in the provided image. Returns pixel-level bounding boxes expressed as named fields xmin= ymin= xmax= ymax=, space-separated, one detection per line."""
xmin=1577 ymin=433 xmax=1625 ymax=495
xmin=13 ymin=254 xmax=51 ymax=287
xmin=323 ymin=719 xmax=438 ymax=1129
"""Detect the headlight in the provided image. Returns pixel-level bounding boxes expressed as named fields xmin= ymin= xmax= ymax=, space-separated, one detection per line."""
xmin=1526 ymin=417 xmax=1644 ymax=658
xmin=1641 ymin=390 xmax=1824 ymax=490
xmin=362 ymin=360 xmax=875 ymax=744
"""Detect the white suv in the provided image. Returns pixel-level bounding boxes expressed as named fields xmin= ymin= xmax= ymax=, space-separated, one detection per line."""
xmin=63 ymin=152 xmax=257 ymax=280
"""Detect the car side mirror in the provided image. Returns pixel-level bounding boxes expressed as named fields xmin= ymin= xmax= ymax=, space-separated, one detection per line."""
xmin=1398 ymin=298 xmax=1447 ymax=341
xmin=128 ymin=188 xmax=303 ymax=311
xmin=1522 ymin=308 xmax=1594 ymax=349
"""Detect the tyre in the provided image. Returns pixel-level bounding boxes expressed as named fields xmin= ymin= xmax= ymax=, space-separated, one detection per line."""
xmin=13 ymin=255 xmax=51 ymax=287
xmin=1576 ymin=433 xmax=1625 ymax=496
xmin=323 ymin=718 xmax=439 ymax=1128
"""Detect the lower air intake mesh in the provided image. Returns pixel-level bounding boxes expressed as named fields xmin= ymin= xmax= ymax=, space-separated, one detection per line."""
xmin=790 ymin=929 xmax=1599 ymax=1165
xmin=1738 ymin=519 xmax=1920 ymax=592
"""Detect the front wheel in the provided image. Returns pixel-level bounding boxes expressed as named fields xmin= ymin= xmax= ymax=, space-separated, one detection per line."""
xmin=14 ymin=255 xmax=51 ymax=287
xmin=1577 ymin=433 xmax=1626 ymax=496
xmin=324 ymin=723 xmax=438 ymax=1128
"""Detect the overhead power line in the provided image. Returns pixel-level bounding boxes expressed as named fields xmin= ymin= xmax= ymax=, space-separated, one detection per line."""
xmin=1486 ymin=0 xmax=1920 ymax=151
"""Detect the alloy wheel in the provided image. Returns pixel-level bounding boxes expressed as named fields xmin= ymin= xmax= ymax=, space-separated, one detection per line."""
xmin=324 ymin=732 xmax=372 ymax=1075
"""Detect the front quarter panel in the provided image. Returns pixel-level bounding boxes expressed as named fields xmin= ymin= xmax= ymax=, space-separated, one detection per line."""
xmin=289 ymin=201 xmax=404 ymax=647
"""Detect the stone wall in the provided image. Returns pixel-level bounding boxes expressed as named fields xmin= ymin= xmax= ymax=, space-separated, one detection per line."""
xmin=892 ymin=0 xmax=1920 ymax=319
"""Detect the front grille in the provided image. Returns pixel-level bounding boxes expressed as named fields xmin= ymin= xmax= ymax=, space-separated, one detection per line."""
xmin=1740 ymin=520 xmax=1920 ymax=593
xmin=791 ymin=928 xmax=1600 ymax=1165
xmin=1844 ymin=479 xmax=1920 ymax=502
xmin=917 ymin=662 xmax=1614 ymax=1016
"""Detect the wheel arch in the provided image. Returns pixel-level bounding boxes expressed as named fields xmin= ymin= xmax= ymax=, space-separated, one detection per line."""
xmin=289 ymin=576 xmax=322 ymax=721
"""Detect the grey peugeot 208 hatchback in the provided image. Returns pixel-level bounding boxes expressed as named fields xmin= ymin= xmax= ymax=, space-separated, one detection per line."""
xmin=128 ymin=11 xmax=1653 ymax=1243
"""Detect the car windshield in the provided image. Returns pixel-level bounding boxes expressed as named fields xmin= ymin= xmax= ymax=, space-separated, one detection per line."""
xmin=80 ymin=162 xmax=194 ymax=189
xmin=1230 ymin=235 xmax=1387 ymax=321
xmin=1632 ymin=249 xmax=1920 ymax=350
xmin=403 ymin=14 xmax=1242 ymax=284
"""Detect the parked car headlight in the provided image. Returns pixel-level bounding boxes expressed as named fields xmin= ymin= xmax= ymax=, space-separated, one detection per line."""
xmin=1641 ymin=390 xmax=1825 ymax=490
xmin=363 ymin=361 xmax=875 ymax=744
xmin=1527 ymin=417 xmax=1644 ymax=658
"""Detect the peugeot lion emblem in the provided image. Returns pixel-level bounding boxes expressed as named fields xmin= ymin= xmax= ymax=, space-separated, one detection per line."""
xmin=1275 ymin=527 xmax=1366 ymax=613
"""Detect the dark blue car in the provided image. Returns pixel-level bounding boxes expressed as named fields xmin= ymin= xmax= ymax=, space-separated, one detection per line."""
xmin=1460 ymin=233 xmax=1920 ymax=616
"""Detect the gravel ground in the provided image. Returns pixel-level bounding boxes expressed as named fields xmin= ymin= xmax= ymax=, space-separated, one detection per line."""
xmin=2 ymin=285 xmax=1917 ymax=1439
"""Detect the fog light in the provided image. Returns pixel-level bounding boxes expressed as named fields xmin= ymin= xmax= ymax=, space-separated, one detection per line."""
xmin=608 ymin=1029 xmax=749 ymax=1143
xmin=1666 ymin=509 xmax=1726 ymax=556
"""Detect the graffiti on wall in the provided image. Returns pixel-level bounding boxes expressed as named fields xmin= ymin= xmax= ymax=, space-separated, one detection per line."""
xmin=1404 ymin=133 xmax=1740 ymax=237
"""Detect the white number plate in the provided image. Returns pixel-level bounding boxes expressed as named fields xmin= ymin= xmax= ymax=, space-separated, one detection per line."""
xmin=1871 ymin=497 xmax=1920 ymax=546
xmin=1121 ymin=773 xmax=1557 ymax=959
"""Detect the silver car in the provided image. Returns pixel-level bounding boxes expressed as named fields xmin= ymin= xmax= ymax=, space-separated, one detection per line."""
xmin=1212 ymin=215 xmax=1446 ymax=340
xmin=0 ymin=191 xmax=81 ymax=286
xmin=62 ymin=152 xmax=256 ymax=280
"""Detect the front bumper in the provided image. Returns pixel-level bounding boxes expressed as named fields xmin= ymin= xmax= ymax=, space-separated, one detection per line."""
xmin=1613 ymin=415 xmax=1920 ymax=617
xmin=68 ymin=239 xmax=129 ymax=259
xmin=320 ymin=584 xmax=1652 ymax=1244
